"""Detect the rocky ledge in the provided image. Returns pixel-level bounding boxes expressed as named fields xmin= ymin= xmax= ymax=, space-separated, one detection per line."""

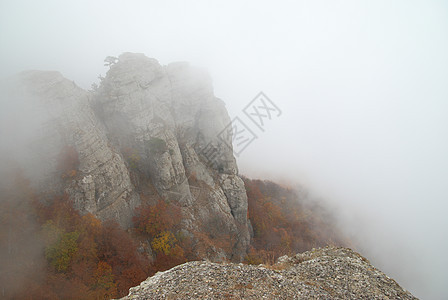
xmin=120 ymin=246 xmax=417 ymax=300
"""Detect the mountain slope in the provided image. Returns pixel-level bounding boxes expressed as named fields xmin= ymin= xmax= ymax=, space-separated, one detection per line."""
xmin=0 ymin=53 xmax=417 ymax=299
xmin=2 ymin=53 xmax=250 ymax=261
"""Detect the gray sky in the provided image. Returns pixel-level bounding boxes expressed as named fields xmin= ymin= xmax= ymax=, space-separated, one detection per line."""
xmin=1 ymin=1 xmax=448 ymax=298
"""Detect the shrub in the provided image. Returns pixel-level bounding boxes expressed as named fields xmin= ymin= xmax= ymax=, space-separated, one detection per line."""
xmin=44 ymin=229 xmax=80 ymax=272
xmin=145 ymin=137 xmax=167 ymax=154
xmin=133 ymin=200 xmax=181 ymax=238
xmin=57 ymin=145 xmax=79 ymax=179
xmin=122 ymin=147 xmax=141 ymax=170
xmin=151 ymin=231 xmax=177 ymax=255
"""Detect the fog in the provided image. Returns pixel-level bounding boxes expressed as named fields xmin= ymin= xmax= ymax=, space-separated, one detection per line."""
xmin=1 ymin=1 xmax=447 ymax=299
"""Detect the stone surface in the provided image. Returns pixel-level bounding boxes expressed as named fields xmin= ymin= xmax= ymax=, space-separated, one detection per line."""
xmin=95 ymin=53 xmax=250 ymax=260
xmin=120 ymin=246 xmax=418 ymax=300
xmin=5 ymin=70 xmax=139 ymax=227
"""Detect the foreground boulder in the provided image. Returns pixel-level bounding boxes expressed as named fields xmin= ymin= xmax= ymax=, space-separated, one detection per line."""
xmin=120 ymin=247 xmax=417 ymax=299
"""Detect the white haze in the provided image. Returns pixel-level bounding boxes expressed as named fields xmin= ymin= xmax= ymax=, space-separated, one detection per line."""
xmin=1 ymin=1 xmax=447 ymax=299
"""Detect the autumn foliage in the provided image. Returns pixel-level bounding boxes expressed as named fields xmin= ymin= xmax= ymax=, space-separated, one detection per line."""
xmin=244 ymin=177 xmax=349 ymax=265
xmin=0 ymin=172 xmax=149 ymax=299
xmin=133 ymin=199 xmax=181 ymax=237
xmin=133 ymin=200 xmax=192 ymax=272
xmin=0 ymin=167 xmax=349 ymax=299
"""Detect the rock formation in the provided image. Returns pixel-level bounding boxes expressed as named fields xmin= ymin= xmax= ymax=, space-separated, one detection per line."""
xmin=3 ymin=70 xmax=140 ymax=227
xmin=95 ymin=53 xmax=250 ymax=260
xmin=120 ymin=246 xmax=417 ymax=299
xmin=2 ymin=53 xmax=250 ymax=261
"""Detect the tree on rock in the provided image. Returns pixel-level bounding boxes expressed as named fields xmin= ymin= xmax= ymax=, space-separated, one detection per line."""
xmin=104 ymin=56 xmax=118 ymax=67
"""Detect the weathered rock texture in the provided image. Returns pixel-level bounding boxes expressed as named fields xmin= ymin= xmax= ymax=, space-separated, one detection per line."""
xmin=3 ymin=53 xmax=250 ymax=261
xmin=94 ymin=53 xmax=250 ymax=261
xmin=5 ymin=70 xmax=140 ymax=227
xmin=120 ymin=246 xmax=417 ymax=300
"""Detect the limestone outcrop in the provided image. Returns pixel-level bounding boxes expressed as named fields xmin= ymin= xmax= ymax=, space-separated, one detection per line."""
xmin=120 ymin=247 xmax=417 ymax=300
xmin=4 ymin=70 xmax=139 ymax=227
xmin=2 ymin=53 xmax=251 ymax=260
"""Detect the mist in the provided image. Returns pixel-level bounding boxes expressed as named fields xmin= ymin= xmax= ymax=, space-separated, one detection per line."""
xmin=1 ymin=1 xmax=447 ymax=299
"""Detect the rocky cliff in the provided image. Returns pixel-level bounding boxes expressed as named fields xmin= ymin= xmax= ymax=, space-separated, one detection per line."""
xmin=95 ymin=53 xmax=250 ymax=260
xmin=120 ymin=246 xmax=417 ymax=299
xmin=3 ymin=70 xmax=140 ymax=226
xmin=2 ymin=53 xmax=250 ymax=261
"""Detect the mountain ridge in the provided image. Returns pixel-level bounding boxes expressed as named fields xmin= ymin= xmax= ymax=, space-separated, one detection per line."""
xmin=3 ymin=52 xmax=251 ymax=261
xmin=0 ymin=53 xmax=416 ymax=299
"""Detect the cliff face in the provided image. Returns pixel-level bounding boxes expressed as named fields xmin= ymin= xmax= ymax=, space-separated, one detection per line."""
xmin=120 ymin=247 xmax=418 ymax=300
xmin=96 ymin=53 xmax=250 ymax=260
xmin=4 ymin=70 xmax=140 ymax=227
xmin=3 ymin=53 xmax=250 ymax=261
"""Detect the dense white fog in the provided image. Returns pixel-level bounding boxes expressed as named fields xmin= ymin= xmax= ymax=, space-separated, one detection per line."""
xmin=1 ymin=1 xmax=447 ymax=299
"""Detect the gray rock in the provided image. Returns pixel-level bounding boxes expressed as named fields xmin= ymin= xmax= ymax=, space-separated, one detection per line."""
xmin=120 ymin=247 xmax=418 ymax=300
xmin=95 ymin=53 xmax=250 ymax=260
xmin=5 ymin=70 xmax=139 ymax=227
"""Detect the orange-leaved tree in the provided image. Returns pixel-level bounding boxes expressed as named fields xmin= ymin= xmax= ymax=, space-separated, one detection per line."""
xmin=133 ymin=199 xmax=182 ymax=238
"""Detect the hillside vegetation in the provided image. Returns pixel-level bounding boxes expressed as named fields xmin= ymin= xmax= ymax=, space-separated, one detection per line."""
xmin=244 ymin=177 xmax=349 ymax=265
xmin=0 ymin=170 xmax=348 ymax=299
